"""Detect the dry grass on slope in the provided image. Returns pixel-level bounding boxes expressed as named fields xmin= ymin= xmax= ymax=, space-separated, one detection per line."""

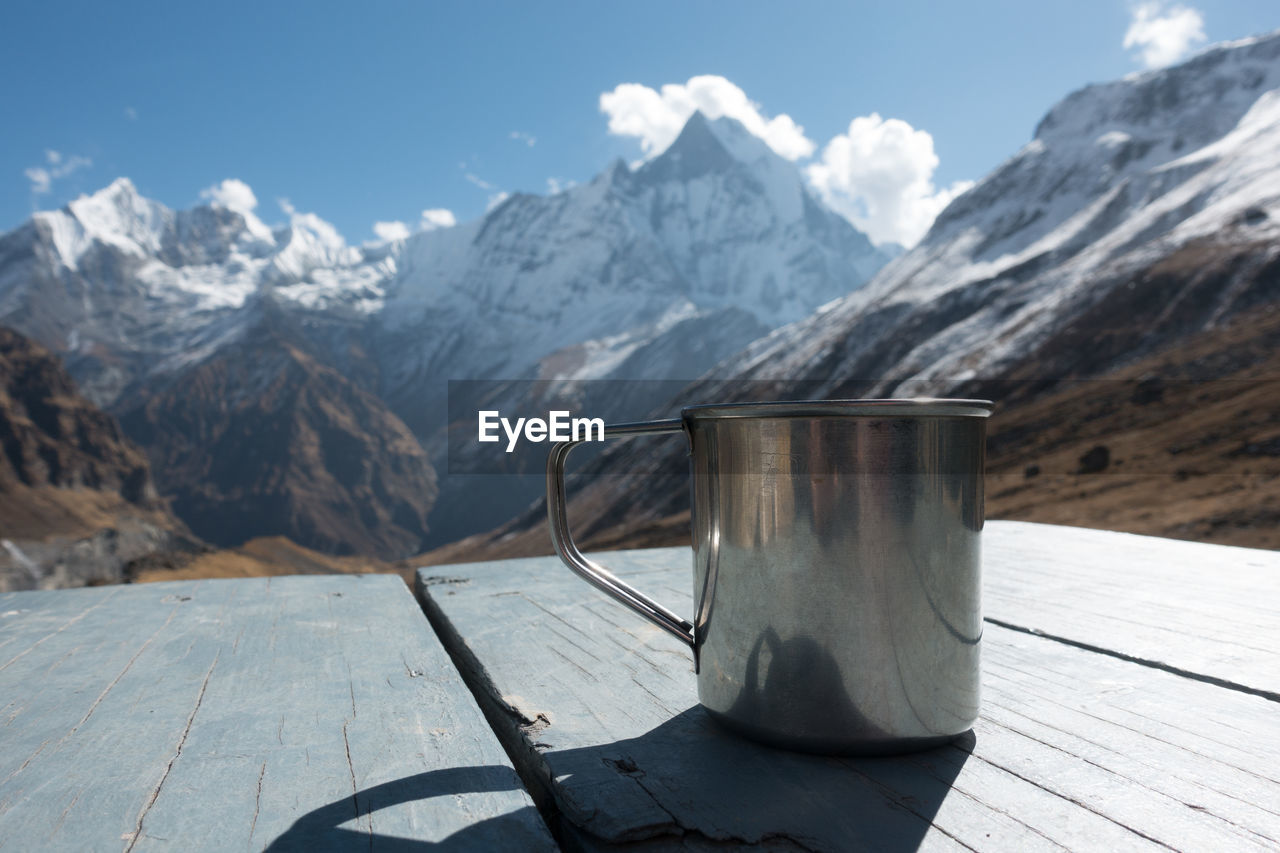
xmin=130 ymin=535 xmax=415 ymax=585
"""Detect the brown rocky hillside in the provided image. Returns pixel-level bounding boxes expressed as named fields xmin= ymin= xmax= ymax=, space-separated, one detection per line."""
xmin=0 ymin=327 xmax=152 ymax=499
xmin=982 ymin=302 xmax=1280 ymax=547
xmin=117 ymin=324 xmax=438 ymax=558
xmin=0 ymin=327 xmax=196 ymax=590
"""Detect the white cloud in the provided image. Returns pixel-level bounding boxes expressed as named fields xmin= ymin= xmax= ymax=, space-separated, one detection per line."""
xmin=24 ymin=167 xmax=51 ymax=194
xmin=197 ymin=180 xmax=274 ymax=241
xmin=124 ymin=106 xmax=138 ymax=120
xmin=806 ymin=114 xmax=972 ymax=248
xmin=421 ymin=209 xmax=456 ymax=231
xmin=200 ymin=178 xmax=259 ymax=214
xmin=599 ymin=75 xmax=815 ymax=161
xmin=372 ymin=220 xmax=411 ymax=242
xmin=1124 ymin=2 xmax=1206 ymax=69
xmin=24 ymin=149 xmax=92 ymax=195
xmin=509 ymin=131 xmax=537 ymax=147
xmin=58 ymin=154 xmax=92 ymax=175
xmin=546 ymin=177 xmax=576 ymax=195
xmin=461 ymin=169 xmax=509 ymax=212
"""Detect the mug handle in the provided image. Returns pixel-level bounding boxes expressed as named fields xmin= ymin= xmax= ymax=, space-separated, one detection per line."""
xmin=546 ymin=418 xmax=695 ymax=648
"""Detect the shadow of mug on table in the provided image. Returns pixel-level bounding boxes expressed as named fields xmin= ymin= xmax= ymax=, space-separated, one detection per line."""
xmin=262 ymin=764 xmax=544 ymax=852
xmin=265 ymin=706 xmax=975 ymax=851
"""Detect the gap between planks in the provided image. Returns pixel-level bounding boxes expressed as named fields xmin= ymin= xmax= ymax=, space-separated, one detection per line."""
xmin=984 ymin=617 xmax=1280 ymax=704
xmin=414 ymin=581 xmax=567 ymax=847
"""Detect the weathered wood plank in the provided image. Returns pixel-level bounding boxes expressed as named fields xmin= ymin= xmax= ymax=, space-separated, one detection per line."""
xmin=983 ymin=521 xmax=1280 ymax=696
xmin=469 ymin=519 xmax=1280 ymax=697
xmin=0 ymin=575 xmax=556 ymax=851
xmin=417 ymin=539 xmax=1280 ymax=852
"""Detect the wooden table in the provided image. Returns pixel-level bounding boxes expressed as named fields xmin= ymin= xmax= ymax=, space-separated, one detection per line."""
xmin=1 ymin=521 xmax=1276 ymax=850
xmin=415 ymin=521 xmax=1280 ymax=851
xmin=0 ymin=575 xmax=555 ymax=850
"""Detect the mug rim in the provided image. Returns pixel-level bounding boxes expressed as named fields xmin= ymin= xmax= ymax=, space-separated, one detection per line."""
xmin=681 ymin=398 xmax=994 ymax=420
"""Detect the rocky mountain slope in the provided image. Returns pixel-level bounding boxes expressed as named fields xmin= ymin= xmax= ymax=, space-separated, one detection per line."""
xmin=116 ymin=311 xmax=437 ymax=558
xmin=982 ymin=304 xmax=1280 ymax=548
xmin=0 ymin=327 xmax=151 ymax=498
xmin=0 ymin=327 xmax=197 ymax=590
xmin=421 ymin=30 xmax=1280 ymax=561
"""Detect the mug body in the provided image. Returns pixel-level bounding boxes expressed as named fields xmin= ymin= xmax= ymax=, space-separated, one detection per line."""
xmin=685 ymin=400 xmax=989 ymax=754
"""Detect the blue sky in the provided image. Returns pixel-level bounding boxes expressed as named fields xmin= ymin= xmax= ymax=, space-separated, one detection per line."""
xmin=3 ymin=0 xmax=1277 ymax=247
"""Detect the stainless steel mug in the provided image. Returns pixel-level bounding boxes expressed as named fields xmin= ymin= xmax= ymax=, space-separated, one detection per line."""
xmin=546 ymin=399 xmax=992 ymax=754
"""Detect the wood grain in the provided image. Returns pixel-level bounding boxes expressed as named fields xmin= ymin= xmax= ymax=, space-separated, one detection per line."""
xmin=417 ymin=529 xmax=1280 ymax=851
xmin=983 ymin=521 xmax=1280 ymax=696
xmin=0 ymin=575 xmax=555 ymax=851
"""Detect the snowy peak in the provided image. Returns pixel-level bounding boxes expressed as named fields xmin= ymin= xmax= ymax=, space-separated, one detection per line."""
xmin=201 ymin=201 xmax=276 ymax=248
xmin=638 ymin=111 xmax=739 ymax=182
xmin=37 ymin=178 xmax=169 ymax=267
xmin=270 ymin=208 xmax=361 ymax=280
xmin=634 ymin=112 xmax=825 ymax=231
xmin=921 ymin=29 xmax=1280 ymax=272
xmin=72 ymin=176 xmax=147 ymax=214
xmin=1035 ymin=29 xmax=1280 ymax=149
xmin=24 ymin=176 xmax=376 ymax=290
xmin=637 ymin=111 xmax=791 ymax=184
xmin=23 ymin=176 xmax=374 ymax=283
xmin=26 ymin=178 xmax=284 ymax=273
xmin=703 ymin=113 xmax=780 ymax=165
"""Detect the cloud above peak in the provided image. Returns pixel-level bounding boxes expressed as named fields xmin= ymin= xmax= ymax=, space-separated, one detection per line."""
xmin=367 ymin=209 xmax=456 ymax=245
xmin=806 ymin=114 xmax=973 ymax=248
xmin=421 ymin=209 xmax=456 ymax=231
xmin=597 ymin=75 xmax=968 ymax=247
xmin=1124 ymin=2 xmax=1206 ymax=69
xmin=599 ymin=75 xmax=815 ymax=161
xmin=200 ymin=178 xmax=259 ymax=214
xmin=199 ymin=178 xmax=276 ymax=243
xmin=24 ymin=149 xmax=92 ymax=196
xmin=372 ymin=220 xmax=411 ymax=242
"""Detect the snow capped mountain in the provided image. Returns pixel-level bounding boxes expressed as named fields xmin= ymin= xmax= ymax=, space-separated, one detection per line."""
xmin=0 ymin=177 xmax=391 ymax=404
xmin=715 ymin=30 xmax=1280 ymax=393
xmin=377 ymin=111 xmax=893 ymax=434
xmin=1 ymin=112 xmax=888 ymax=417
xmin=370 ymin=111 xmax=893 ymax=540
xmin=0 ymin=111 xmax=893 ymax=551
